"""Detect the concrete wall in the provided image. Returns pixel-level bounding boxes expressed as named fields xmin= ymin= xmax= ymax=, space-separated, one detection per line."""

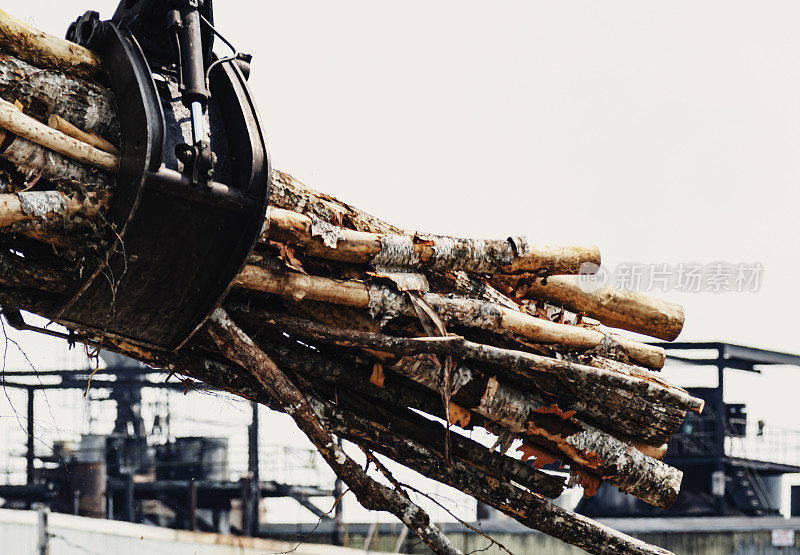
xmin=0 ymin=508 xmax=362 ymax=555
xmin=264 ymin=516 xmax=800 ymax=554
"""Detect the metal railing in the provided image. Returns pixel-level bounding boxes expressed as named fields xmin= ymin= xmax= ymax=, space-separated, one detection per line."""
xmin=726 ymin=424 xmax=800 ymax=467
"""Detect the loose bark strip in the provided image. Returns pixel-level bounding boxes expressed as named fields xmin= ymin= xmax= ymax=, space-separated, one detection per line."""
xmin=205 ymin=309 xmax=461 ymax=555
xmin=381 ymin=353 xmax=682 ymax=508
xmin=0 ymin=52 xmax=119 ymax=141
xmin=267 ymin=206 xmax=600 ymax=276
xmin=48 ymin=114 xmax=118 ymax=154
xmin=0 ymin=98 xmax=117 ymax=172
xmin=494 ymin=274 xmax=685 ymax=341
xmin=233 ymin=264 xmax=665 ymax=369
xmin=0 ymin=9 xmax=103 ymax=79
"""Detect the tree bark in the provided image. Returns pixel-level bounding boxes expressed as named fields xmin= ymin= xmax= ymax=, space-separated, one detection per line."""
xmin=268 ymin=206 xmax=600 ymax=275
xmin=0 ymin=52 xmax=118 ymax=140
xmin=231 ymin=307 xmax=699 ymax=443
xmin=0 ymin=190 xmax=106 ymax=232
xmin=312 ymin=396 xmax=672 ymax=555
xmin=0 ymin=129 xmax=110 ymax=189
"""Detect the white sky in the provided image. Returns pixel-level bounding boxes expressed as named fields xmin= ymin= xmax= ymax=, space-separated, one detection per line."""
xmin=3 ymin=0 xmax=800 ymax=525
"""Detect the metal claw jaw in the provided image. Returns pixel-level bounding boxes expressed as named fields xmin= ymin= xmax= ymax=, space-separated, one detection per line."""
xmin=58 ymin=1 xmax=271 ymax=352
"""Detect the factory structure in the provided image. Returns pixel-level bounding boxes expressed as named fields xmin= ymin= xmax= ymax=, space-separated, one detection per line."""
xmin=0 ymin=351 xmax=338 ymax=539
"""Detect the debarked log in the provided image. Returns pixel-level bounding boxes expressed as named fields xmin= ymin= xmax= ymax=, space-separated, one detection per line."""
xmin=493 ymin=274 xmax=685 ymax=341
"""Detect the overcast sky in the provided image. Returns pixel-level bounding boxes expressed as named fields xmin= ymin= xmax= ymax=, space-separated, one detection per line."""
xmin=4 ymin=0 xmax=800 ymax=522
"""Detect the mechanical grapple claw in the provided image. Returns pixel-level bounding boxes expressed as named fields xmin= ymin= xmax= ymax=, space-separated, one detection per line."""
xmin=57 ymin=0 xmax=270 ymax=351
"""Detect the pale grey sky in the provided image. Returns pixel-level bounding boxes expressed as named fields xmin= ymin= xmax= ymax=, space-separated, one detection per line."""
xmin=4 ymin=0 xmax=800 ymax=522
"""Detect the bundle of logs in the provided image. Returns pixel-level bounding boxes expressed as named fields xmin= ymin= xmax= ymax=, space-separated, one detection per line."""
xmin=0 ymin=9 xmax=702 ymax=555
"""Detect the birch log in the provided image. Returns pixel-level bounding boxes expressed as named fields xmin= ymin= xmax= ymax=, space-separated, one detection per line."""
xmin=0 ymin=52 xmax=118 ymax=140
xmin=0 ymin=130 xmax=110 ymax=189
xmin=267 ymin=206 xmax=600 ymax=275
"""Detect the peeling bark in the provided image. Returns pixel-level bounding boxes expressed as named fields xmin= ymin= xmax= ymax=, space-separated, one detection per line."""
xmin=0 ymin=52 xmax=118 ymax=140
xmin=268 ymin=206 xmax=600 ymax=275
xmin=205 ymin=309 xmax=462 ymax=555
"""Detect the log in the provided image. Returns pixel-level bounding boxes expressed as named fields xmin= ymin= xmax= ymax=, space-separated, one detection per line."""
xmin=0 ymin=190 xmax=106 ymax=231
xmin=382 ymin=353 xmax=682 ymax=508
xmin=233 ymin=264 xmax=666 ymax=369
xmin=0 ymin=52 xmax=118 ymax=140
xmin=493 ymin=274 xmax=685 ymax=341
xmin=48 ymin=114 xmax=118 ymax=155
xmin=221 ymin=303 xmax=682 ymax=507
xmin=267 ymin=206 xmax=600 ymax=275
xmin=0 ymin=129 xmax=110 ymax=189
xmin=230 ymin=322 xmax=569 ymax=500
xmin=0 ymin=9 xmax=103 ymax=79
